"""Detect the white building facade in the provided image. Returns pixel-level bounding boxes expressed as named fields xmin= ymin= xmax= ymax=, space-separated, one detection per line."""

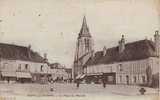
xmin=0 ymin=43 xmax=50 ymax=83
xmin=84 ymin=31 xmax=160 ymax=86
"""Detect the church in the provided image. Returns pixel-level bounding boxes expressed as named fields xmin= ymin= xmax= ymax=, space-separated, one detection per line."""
xmin=73 ymin=16 xmax=159 ymax=87
xmin=73 ymin=16 xmax=94 ymax=80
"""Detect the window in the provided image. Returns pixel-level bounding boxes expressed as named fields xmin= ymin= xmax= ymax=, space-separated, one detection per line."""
xmin=126 ymin=75 xmax=129 ymax=85
xmin=120 ymin=75 xmax=122 ymax=82
xmin=119 ymin=64 xmax=123 ymax=71
xmin=41 ymin=65 xmax=43 ymax=72
xmin=134 ymin=76 xmax=137 ymax=83
xmin=25 ymin=64 xmax=28 ymax=70
xmin=18 ymin=64 xmax=21 ymax=71
xmin=142 ymin=76 xmax=145 ymax=83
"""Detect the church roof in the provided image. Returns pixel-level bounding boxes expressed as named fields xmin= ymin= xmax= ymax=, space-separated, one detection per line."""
xmin=86 ymin=39 xmax=157 ymax=65
xmin=0 ymin=43 xmax=45 ymax=63
xmin=78 ymin=16 xmax=91 ymax=38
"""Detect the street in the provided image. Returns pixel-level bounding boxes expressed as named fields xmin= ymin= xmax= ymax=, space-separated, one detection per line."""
xmin=0 ymin=83 xmax=159 ymax=99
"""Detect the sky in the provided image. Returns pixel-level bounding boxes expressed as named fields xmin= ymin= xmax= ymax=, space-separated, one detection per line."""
xmin=0 ymin=0 xmax=159 ymax=68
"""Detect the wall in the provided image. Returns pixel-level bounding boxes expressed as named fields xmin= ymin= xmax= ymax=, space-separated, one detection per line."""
xmin=86 ymin=57 xmax=159 ymax=85
xmin=87 ymin=63 xmax=117 ymax=74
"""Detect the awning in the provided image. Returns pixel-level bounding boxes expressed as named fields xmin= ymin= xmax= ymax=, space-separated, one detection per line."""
xmin=16 ymin=72 xmax=32 ymax=78
xmin=75 ymin=74 xmax=81 ymax=79
xmin=79 ymin=74 xmax=86 ymax=79
xmin=86 ymin=73 xmax=103 ymax=76
xmin=76 ymin=74 xmax=86 ymax=79
xmin=1 ymin=71 xmax=16 ymax=77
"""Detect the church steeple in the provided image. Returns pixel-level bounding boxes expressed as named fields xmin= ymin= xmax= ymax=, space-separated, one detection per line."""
xmin=73 ymin=16 xmax=94 ymax=80
xmin=79 ymin=16 xmax=91 ymax=38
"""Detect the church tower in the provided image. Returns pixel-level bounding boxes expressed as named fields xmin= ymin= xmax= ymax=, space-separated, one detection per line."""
xmin=73 ymin=16 xmax=93 ymax=80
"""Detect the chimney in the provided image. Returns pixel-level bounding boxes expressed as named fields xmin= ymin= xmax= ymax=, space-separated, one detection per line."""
xmin=44 ymin=53 xmax=48 ymax=62
xmin=103 ymin=46 xmax=107 ymax=56
xmin=119 ymin=35 xmax=125 ymax=53
xmin=27 ymin=44 xmax=31 ymax=59
xmin=154 ymin=30 xmax=159 ymax=40
xmin=154 ymin=30 xmax=160 ymax=57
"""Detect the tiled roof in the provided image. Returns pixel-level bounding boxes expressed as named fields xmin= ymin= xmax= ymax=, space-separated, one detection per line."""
xmin=0 ymin=43 xmax=44 ymax=63
xmin=86 ymin=40 xmax=157 ymax=65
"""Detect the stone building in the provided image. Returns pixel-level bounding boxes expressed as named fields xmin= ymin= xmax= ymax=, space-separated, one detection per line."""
xmin=65 ymin=68 xmax=72 ymax=82
xmin=73 ymin=16 xmax=94 ymax=80
xmin=49 ymin=63 xmax=71 ymax=82
xmin=85 ymin=31 xmax=159 ymax=85
xmin=0 ymin=43 xmax=50 ymax=83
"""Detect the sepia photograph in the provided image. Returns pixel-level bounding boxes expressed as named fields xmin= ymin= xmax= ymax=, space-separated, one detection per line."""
xmin=0 ymin=0 xmax=159 ymax=100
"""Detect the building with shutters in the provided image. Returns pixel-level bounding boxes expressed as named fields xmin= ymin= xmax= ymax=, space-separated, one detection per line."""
xmin=84 ymin=31 xmax=159 ymax=85
xmin=73 ymin=16 xmax=159 ymax=86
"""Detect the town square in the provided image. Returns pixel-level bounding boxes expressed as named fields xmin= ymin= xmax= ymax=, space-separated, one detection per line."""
xmin=0 ymin=0 xmax=159 ymax=100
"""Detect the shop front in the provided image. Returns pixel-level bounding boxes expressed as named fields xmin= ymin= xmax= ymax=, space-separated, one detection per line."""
xmin=102 ymin=72 xmax=116 ymax=84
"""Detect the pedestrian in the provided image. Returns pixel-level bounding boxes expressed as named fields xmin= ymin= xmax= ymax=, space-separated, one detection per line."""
xmin=7 ymin=77 xmax=10 ymax=84
xmin=102 ymin=78 xmax=106 ymax=88
xmin=50 ymin=78 xmax=54 ymax=91
xmin=76 ymin=79 xmax=80 ymax=88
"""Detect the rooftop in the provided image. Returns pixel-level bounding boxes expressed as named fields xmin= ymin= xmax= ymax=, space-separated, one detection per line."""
xmin=86 ymin=39 xmax=157 ymax=65
xmin=0 ymin=43 xmax=45 ymax=63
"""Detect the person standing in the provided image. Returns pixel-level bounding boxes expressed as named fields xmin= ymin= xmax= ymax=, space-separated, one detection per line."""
xmin=50 ymin=78 xmax=54 ymax=91
xmin=102 ymin=77 xmax=106 ymax=88
xmin=76 ymin=79 xmax=80 ymax=88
